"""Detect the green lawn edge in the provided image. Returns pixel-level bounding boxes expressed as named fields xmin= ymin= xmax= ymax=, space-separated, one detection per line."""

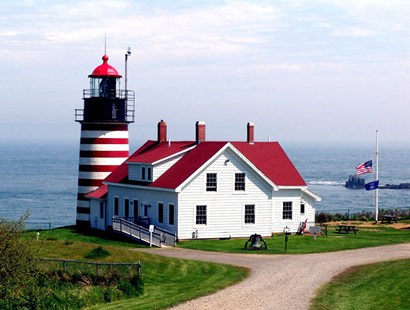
xmin=177 ymin=224 xmax=410 ymax=254
xmin=310 ymin=258 xmax=410 ymax=310
xmin=28 ymin=227 xmax=248 ymax=310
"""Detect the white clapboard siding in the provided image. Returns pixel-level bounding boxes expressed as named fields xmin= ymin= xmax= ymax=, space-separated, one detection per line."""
xmin=153 ymin=153 xmax=185 ymax=181
xmin=106 ymin=184 xmax=178 ymax=234
xmin=177 ymin=149 xmax=273 ymax=239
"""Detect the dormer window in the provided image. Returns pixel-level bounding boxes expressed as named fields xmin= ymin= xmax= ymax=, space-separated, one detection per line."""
xmin=142 ymin=167 xmax=146 ymax=180
xmin=140 ymin=165 xmax=152 ymax=182
xmin=147 ymin=167 xmax=152 ymax=181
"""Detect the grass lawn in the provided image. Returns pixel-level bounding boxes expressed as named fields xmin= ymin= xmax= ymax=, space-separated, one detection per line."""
xmin=28 ymin=227 xmax=248 ymax=310
xmin=310 ymin=258 xmax=410 ymax=310
xmin=25 ymin=223 xmax=409 ymax=309
xmin=178 ymin=224 xmax=410 ymax=254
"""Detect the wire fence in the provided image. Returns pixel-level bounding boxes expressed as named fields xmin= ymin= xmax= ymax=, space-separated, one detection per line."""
xmin=37 ymin=258 xmax=142 ymax=276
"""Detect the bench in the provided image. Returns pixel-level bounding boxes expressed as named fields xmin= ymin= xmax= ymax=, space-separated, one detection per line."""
xmin=336 ymin=225 xmax=358 ymax=234
xmin=381 ymin=215 xmax=398 ymax=224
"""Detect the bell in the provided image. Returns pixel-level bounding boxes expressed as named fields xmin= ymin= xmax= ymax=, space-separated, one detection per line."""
xmin=250 ymin=234 xmax=261 ymax=249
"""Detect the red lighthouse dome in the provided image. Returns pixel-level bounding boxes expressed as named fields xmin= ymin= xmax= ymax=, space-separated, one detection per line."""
xmin=89 ymin=55 xmax=122 ymax=78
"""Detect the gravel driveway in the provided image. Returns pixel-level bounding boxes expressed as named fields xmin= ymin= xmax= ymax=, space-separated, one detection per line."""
xmin=137 ymin=243 xmax=410 ymax=310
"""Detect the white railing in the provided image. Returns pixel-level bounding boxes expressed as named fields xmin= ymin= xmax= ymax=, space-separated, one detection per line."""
xmin=112 ymin=217 xmax=177 ymax=247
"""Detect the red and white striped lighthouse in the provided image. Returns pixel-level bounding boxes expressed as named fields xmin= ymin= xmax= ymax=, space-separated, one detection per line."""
xmin=75 ymin=54 xmax=134 ymax=228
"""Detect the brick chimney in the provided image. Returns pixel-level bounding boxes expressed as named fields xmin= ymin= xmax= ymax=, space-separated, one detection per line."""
xmin=247 ymin=122 xmax=254 ymax=144
xmin=196 ymin=121 xmax=206 ymax=144
xmin=158 ymin=120 xmax=167 ymax=143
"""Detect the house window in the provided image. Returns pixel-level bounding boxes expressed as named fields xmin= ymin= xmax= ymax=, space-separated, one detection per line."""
xmin=99 ymin=202 xmax=104 ymax=219
xmin=244 ymin=204 xmax=255 ymax=224
xmin=114 ymin=197 xmax=119 ymax=216
xmin=169 ymin=204 xmax=175 ymax=225
xmin=147 ymin=167 xmax=152 ymax=181
xmin=133 ymin=200 xmax=139 ymax=219
xmin=235 ymin=173 xmax=246 ymax=191
xmin=206 ymin=173 xmax=217 ymax=191
xmin=141 ymin=167 xmax=146 ymax=180
xmin=300 ymin=203 xmax=305 ymax=214
xmin=196 ymin=205 xmax=207 ymax=225
xmin=158 ymin=203 xmax=164 ymax=223
xmin=124 ymin=198 xmax=130 ymax=218
xmin=283 ymin=201 xmax=292 ymax=220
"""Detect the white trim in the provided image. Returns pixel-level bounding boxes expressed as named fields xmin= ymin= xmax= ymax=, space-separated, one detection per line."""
xmin=301 ymin=188 xmax=322 ymax=202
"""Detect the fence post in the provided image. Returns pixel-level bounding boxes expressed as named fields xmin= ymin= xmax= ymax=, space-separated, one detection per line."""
xmin=63 ymin=260 xmax=67 ymax=272
xmin=137 ymin=260 xmax=141 ymax=276
xmin=96 ymin=263 xmax=99 ymax=276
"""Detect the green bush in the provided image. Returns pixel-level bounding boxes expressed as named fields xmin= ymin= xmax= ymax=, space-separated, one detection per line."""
xmin=85 ymin=246 xmax=111 ymax=259
xmin=118 ymin=274 xmax=144 ymax=297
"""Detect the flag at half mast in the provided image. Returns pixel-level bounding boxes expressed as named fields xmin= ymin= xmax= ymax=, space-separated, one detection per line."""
xmin=356 ymin=160 xmax=373 ymax=175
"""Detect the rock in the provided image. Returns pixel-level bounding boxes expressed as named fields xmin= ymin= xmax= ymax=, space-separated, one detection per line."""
xmin=380 ymin=183 xmax=410 ymax=189
xmin=345 ymin=175 xmax=365 ymax=189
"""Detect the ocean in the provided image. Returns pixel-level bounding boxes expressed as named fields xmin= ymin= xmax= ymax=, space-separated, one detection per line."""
xmin=0 ymin=141 xmax=409 ymax=229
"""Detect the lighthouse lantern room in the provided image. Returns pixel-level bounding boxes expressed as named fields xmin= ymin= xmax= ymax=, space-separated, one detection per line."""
xmin=75 ymin=54 xmax=135 ymax=228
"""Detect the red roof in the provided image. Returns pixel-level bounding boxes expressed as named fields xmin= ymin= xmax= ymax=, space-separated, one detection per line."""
xmin=104 ymin=140 xmax=306 ymax=190
xmin=127 ymin=140 xmax=195 ymax=164
xmin=85 ymin=184 xmax=108 ymax=199
xmin=89 ymin=55 xmax=122 ymax=78
xmin=231 ymin=142 xmax=306 ymax=186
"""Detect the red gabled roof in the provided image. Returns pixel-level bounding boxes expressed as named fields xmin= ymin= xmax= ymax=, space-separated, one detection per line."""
xmin=104 ymin=140 xmax=306 ymax=190
xmin=150 ymin=142 xmax=226 ymax=189
xmin=127 ymin=140 xmax=195 ymax=164
xmin=231 ymin=142 xmax=306 ymax=186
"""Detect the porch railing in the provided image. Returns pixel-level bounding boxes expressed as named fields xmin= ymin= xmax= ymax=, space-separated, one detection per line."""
xmin=112 ymin=217 xmax=177 ymax=247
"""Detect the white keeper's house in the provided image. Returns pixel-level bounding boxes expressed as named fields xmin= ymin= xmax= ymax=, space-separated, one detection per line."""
xmin=86 ymin=120 xmax=320 ymax=240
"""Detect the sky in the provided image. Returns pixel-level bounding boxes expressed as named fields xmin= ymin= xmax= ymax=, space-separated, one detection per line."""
xmin=1 ymin=0 xmax=410 ymax=147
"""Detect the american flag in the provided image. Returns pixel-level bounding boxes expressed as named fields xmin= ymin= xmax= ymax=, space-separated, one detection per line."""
xmin=356 ymin=160 xmax=373 ymax=175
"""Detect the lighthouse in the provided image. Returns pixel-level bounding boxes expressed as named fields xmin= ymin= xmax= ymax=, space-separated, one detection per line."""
xmin=75 ymin=54 xmax=134 ymax=228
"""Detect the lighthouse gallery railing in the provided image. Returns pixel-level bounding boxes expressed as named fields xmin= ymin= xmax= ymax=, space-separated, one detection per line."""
xmin=75 ymin=90 xmax=135 ymax=123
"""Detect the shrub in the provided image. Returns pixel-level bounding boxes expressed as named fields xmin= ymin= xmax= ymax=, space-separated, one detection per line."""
xmin=0 ymin=214 xmax=44 ymax=308
xmin=85 ymin=246 xmax=111 ymax=259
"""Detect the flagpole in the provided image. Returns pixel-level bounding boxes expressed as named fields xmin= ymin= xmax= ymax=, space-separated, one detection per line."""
xmin=375 ymin=130 xmax=379 ymax=223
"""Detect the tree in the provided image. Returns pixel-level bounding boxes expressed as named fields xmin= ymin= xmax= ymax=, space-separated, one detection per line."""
xmin=0 ymin=214 xmax=41 ymax=308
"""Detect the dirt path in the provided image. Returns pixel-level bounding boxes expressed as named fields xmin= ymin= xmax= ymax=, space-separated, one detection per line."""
xmin=136 ymin=243 xmax=410 ymax=310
